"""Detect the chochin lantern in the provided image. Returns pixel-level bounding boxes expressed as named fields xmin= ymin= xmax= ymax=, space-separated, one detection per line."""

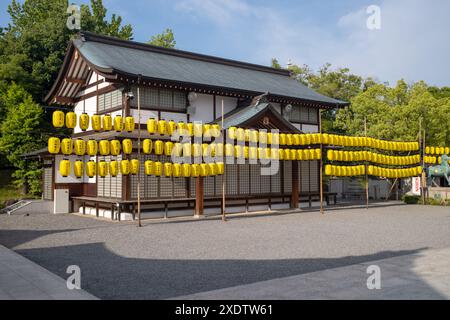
xmin=59 ymin=159 xmax=71 ymax=177
xmin=52 ymin=110 xmax=65 ymax=128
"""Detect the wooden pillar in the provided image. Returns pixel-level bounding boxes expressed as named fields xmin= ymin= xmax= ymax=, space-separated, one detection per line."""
xmin=291 ymin=161 xmax=299 ymax=208
xmin=195 ymin=176 xmax=204 ymax=216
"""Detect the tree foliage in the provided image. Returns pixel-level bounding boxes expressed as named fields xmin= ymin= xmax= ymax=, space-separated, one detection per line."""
xmin=148 ymin=28 xmax=176 ymax=48
xmin=0 ymin=84 xmax=49 ymax=195
xmin=0 ymin=0 xmax=133 ymax=194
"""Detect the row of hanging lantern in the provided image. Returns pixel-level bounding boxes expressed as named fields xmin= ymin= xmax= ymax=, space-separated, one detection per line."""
xmin=59 ymin=159 xmax=224 ymax=178
xmin=324 ymin=165 xmax=366 ymax=177
xmin=48 ymin=138 xmax=134 ymax=156
xmin=53 ymin=111 xmax=419 ymax=151
xmin=327 ymin=150 xmax=420 ymax=166
xmin=52 ymin=111 xmax=136 ymax=133
xmin=48 ymin=137 xmax=321 ymax=161
xmin=424 ymin=146 xmax=450 ymax=155
xmin=366 ymin=166 xmax=422 ymax=178
xmin=423 ymin=155 xmax=450 ymax=165
xmin=324 ymin=165 xmax=422 ymax=178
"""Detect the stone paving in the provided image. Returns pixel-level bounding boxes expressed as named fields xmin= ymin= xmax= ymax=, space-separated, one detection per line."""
xmin=0 ymin=244 xmax=96 ymax=300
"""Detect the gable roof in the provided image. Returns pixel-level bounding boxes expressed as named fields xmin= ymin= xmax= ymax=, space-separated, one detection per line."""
xmin=213 ymin=101 xmax=301 ymax=133
xmin=45 ymin=32 xmax=349 ymax=108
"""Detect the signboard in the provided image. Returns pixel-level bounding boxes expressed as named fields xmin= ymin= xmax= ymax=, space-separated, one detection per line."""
xmin=411 ymin=177 xmax=421 ymax=195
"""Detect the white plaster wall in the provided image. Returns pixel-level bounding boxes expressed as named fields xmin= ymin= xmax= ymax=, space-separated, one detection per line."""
xmin=215 ymin=95 xmax=237 ymax=119
xmin=189 ymin=93 xmax=214 ymax=123
xmin=301 ymin=124 xmax=319 ymax=133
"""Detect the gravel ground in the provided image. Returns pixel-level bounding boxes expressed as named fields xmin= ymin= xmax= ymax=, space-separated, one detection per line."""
xmin=1 ymin=202 xmax=450 ymax=299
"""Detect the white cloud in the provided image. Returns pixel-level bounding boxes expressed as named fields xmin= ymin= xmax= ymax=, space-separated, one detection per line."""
xmin=174 ymin=0 xmax=450 ymax=86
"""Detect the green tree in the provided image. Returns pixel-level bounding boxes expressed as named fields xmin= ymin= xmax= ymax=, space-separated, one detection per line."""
xmin=0 ymin=0 xmax=134 ymax=195
xmin=148 ymin=28 xmax=176 ymax=48
xmin=334 ymin=80 xmax=450 ymax=146
xmin=0 ymin=86 xmax=49 ymax=195
xmin=271 ymin=58 xmax=281 ymax=69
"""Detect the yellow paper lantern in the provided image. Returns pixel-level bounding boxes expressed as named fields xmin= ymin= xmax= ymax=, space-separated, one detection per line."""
xmin=259 ymin=131 xmax=268 ymax=144
xmin=315 ymin=149 xmax=321 ymax=160
xmin=163 ymin=162 xmax=172 ymax=177
xmin=48 ymin=137 xmax=60 ymax=154
xmin=87 ymin=140 xmax=98 ymax=156
xmin=278 ymin=149 xmax=284 ymax=161
xmin=217 ymin=162 xmax=225 ymax=175
xmin=109 ymin=161 xmax=119 ymax=177
xmin=144 ymin=160 xmax=154 ymax=175
xmin=200 ymin=163 xmax=209 ymax=176
xmin=228 ymin=127 xmax=237 ymax=140
xmin=141 ymin=139 xmax=152 ymax=154
xmin=225 ymin=144 xmax=233 ymax=157
xmin=236 ymin=128 xmax=245 ymax=141
xmin=193 ymin=123 xmax=203 ymax=138
xmin=249 ymin=130 xmax=258 ymax=143
xmin=279 ymin=133 xmax=286 ymax=145
xmin=164 ymin=141 xmax=174 ymax=156
xmin=124 ymin=116 xmax=135 ymax=132
xmin=147 ymin=118 xmax=157 ymax=134
xmin=79 ymin=113 xmax=89 ymax=131
xmin=120 ymin=160 xmax=130 ymax=175
xmin=172 ymin=163 xmax=182 ymax=177
xmin=74 ymin=160 xmax=83 ymax=178
xmin=325 ymin=165 xmax=332 ymax=175
xmin=102 ymin=115 xmax=112 ymax=131
xmin=234 ymin=145 xmax=242 ymax=158
xmin=249 ymin=147 xmax=258 ymax=160
xmin=114 ymin=115 xmax=123 ymax=132
xmin=74 ymin=139 xmax=86 ymax=156
xmin=130 ymin=159 xmax=139 ymax=175
xmin=191 ymin=164 xmax=200 ymax=177
xmin=98 ymin=161 xmax=108 ymax=178
xmin=91 ymin=114 xmax=101 ymax=131
xmin=154 ymin=162 xmax=163 ymax=176
xmin=187 ymin=123 xmax=194 ymax=136
xmin=99 ymin=140 xmax=110 ymax=156
xmin=167 ymin=121 xmax=177 ymax=136
xmin=61 ymin=138 xmax=73 ymax=155
xmin=122 ymin=139 xmax=133 ymax=155
xmin=157 ymin=119 xmax=167 ymax=135
xmin=183 ymin=143 xmax=192 ymax=157
xmin=208 ymin=163 xmax=217 ymax=176
xmin=109 ymin=140 xmax=120 ymax=156
xmin=182 ymin=163 xmax=191 ymax=177
xmin=59 ymin=159 xmax=71 ymax=177
xmin=271 ymin=148 xmax=280 ymax=160
xmin=154 ymin=140 xmax=164 ymax=155
xmin=271 ymin=133 xmax=280 ymax=145
xmin=52 ymin=110 xmax=65 ymax=128
xmin=86 ymin=160 xmax=97 ymax=178
xmin=210 ymin=124 xmax=221 ymax=138
xmin=65 ymin=112 xmax=77 ymax=129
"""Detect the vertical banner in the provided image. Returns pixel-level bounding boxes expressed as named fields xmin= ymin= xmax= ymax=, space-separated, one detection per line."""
xmin=411 ymin=177 xmax=421 ymax=195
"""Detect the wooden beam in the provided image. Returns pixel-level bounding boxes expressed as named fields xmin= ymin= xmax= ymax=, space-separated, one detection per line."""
xmin=54 ymin=96 xmax=75 ymax=104
xmin=195 ymin=176 xmax=204 ymax=216
xmin=291 ymin=161 xmax=299 ymax=208
xmin=66 ymin=77 xmax=85 ymax=85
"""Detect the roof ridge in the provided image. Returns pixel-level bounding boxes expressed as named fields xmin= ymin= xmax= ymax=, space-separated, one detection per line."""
xmin=79 ymin=31 xmax=291 ymax=77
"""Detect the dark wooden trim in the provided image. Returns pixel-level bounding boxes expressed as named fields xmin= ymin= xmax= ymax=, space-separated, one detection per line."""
xmin=81 ymin=79 xmax=104 ymax=90
xmin=195 ymin=176 xmax=204 ymax=215
xmin=54 ymin=96 xmax=75 ymax=104
xmin=75 ymin=84 xmax=121 ymax=102
xmin=291 ymin=161 xmax=299 ymax=208
xmin=66 ymin=77 xmax=85 ymax=85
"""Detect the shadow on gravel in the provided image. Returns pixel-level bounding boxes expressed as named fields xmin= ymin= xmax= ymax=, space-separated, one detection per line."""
xmin=12 ymin=241 xmax=440 ymax=300
xmin=0 ymin=228 xmax=79 ymax=248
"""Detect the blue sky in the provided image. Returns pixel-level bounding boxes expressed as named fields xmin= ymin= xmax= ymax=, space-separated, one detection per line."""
xmin=1 ymin=0 xmax=449 ymax=86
